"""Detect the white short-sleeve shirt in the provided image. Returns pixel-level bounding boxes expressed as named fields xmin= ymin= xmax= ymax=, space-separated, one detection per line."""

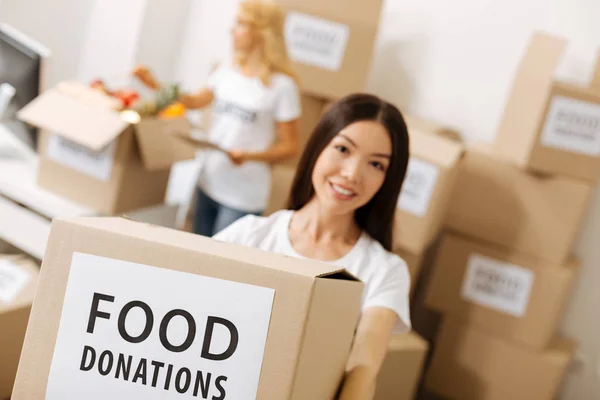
xmin=199 ymin=63 xmax=302 ymax=212
xmin=213 ymin=210 xmax=412 ymax=333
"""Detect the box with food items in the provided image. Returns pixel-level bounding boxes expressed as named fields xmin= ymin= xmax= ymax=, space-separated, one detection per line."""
xmin=17 ymin=72 xmax=200 ymax=215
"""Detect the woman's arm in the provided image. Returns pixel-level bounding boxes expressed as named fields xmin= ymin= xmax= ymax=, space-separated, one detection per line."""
xmin=229 ymin=119 xmax=300 ymax=165
xmin=338 ymin=307 xmax=398 ymax=400
xmin=133 ymin=65 xmax=214 ymax=110
xmin=178 ymin=88 xmax=215 ymax=110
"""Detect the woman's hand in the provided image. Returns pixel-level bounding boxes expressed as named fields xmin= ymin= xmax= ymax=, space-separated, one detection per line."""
xmin=228 ymin=150 xmax=250 ymax=166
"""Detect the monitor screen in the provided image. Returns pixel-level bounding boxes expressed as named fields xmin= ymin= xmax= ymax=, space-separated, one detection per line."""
xmin=0 ymin=24 xmax=50 ymax=150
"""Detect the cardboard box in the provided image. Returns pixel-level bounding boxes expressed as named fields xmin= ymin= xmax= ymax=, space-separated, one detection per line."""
xmin=265 ymin=164 xmax=296 ymax=216
xmin=374 ymin=332 xmax=428 ymax=400
xmin=394 ymin=121 xmax=464 ymax=254
xmin=445 ymin=143 xmax=592 ymax=264
xmin=278 ymin=0 xmax=383 ymax=99
xmin=426 ymin=318 xmax=574 ymax=400
xmin=425 ymin=233 xmax=578 ymax=350
xmin=0 ymin=255 xmax=39 ymax=399
xmin=393 ymin=247 xmax=424 ymax=296
xmin=494 ymin=32 xmax=600 ymax=182
xmin=18 ymin=81 xmax=197 ymax=215
xmin=284 ymin=94 xmax=328 ymax=167
xmin=13 ymin=217 xmax=363 ymax=399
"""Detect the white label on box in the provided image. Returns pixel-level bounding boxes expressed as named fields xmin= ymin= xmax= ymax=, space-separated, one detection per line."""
xmin=0 ymin=259 xmax=30 ymax=303
xmin=461 ymin=254 xmax=534 ymax=318
xmin=397 ymin=157 xmax=440 ymax=217
xmin=45 ymin=253 xmax=275 ymax=400
xmin=284 ymin=11 xmax=350 ymax=71
xmin=540 ymin=95 xmax=600 ymax=156
xmin=47 ymin=135 xmax=116 ymax=181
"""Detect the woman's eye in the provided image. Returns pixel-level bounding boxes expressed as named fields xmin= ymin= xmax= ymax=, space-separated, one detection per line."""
xmin=335 ymin=145 xmax=349 ymax=154
xmin=371 ymin=161 xmax=386 ymax=172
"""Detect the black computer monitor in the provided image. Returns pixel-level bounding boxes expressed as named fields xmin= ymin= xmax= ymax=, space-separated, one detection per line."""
xmin=0 ymin=23 xmax=50 ymax=150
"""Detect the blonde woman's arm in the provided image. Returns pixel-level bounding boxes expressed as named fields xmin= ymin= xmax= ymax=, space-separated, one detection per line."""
xmin=337 ymin=307 xmax=397 ymax=400
xmin=229 ymin=119 xmax=300 ymax=165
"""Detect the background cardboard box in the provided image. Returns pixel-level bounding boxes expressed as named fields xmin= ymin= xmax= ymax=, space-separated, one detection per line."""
xmin=494 ymin=32 xmax=600 ymax=182
xmin=265 ymin=164 xmax=296 ymax=216
xmin=13 ymin=217 xmax=363 ymax=400
xmin=445 ymin=143 xmax=592 ymax=264
xmin=0 ymin=255 xmax=39 ymax=399
xmin=426 ymin=318 xmax=574 ymax=400
xmin=374 ymin=332 xmax=428 ymax=400
xmin=394 ymin=121 xmax=464 ymax=254
xmin=425 ymin=233 xmax=578 ymax=349
xmin=277 ymin=0 xmax=384 ymax=99
xmin=18 ymin=82 xmax=196 ymax=215
xmin=393 ymin=247 xmax=424 ymax=297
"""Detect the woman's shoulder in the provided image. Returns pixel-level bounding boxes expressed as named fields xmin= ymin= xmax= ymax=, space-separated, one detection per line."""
xmin=270 ymin=72 xmax=298 ymax=90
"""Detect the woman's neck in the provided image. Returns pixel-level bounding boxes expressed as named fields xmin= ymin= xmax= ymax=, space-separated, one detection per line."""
xmin=291 ymin=199 xmax=361 ymax=246
xmin=238 ymin=46 xmax=264 ymax=77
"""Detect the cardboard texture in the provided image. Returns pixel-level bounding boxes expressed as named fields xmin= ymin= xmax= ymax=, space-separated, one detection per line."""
xmin=426 ymin=318 xmax=575 ymax=400
xmin=0 ymin=255 xmax=39 ymax=399
xmin=494 ymin=32 xmax=600 ymax=182
xmin=265 ymin=164 xmax=296 ymax=216
xmin=425 ymin=233 xmax=578 ymax=350
xmin=18 ymin=82 xmax=197 ymax=214
xmin=283 ymin=94 xmax=328 ymax=167
xmin=374 ymin=332 xmax=428 ymax=400
xmin=445 ymin=143 xmax=592 ymax=264
xmin=277 ymin=0 xmax=383 ymax=99
xmin=12 ymin=217 xmax=363 ymax=400
xmin=394 ymin=121 xmax=464 ymax=254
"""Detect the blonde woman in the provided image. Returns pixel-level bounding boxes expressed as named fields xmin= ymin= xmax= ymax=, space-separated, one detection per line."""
xmin=137 ymin=0 xmax=302 ymax=236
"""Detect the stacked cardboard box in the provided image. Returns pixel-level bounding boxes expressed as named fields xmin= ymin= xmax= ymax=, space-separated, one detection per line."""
xmin=423 ymin=32 xmax=599 ymax=399
xmin=394 ymin=116 xmax=464 ymax=293
xmin=18 ymin=81 xmax=196 ymax=215
xmin=0 ymin=255 xmax=39 ymax=399
xmin=374 ymin=332 xmax=429 ymax=400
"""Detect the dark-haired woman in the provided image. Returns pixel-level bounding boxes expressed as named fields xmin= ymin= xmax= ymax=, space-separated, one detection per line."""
xmin=214 ymin=93 xmax=411 ymax=399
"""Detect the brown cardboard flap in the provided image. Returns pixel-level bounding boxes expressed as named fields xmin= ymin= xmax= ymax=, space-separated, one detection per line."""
xmin=134 ymin=118 xmax=197 ymax=171
xmin=409 ymin=127 xmax=464 ymax=168
xmin=591 ymin=52 xmax=600 ymax=91
xmin=17 ymin=84 xmax=128 ymax=151
xmin=494 ymin=32 xmax=568 ymax=160
xmin=54 ymin=217 xmax=359 ymax=279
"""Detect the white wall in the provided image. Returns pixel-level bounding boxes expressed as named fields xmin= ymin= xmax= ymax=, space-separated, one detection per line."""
xmin=0 ymin=0 xmax=98 ymax=86
xmin=77 ymin=0 xmax=148 ymax=84
xmin=136 ymin=0 xmax=192 ymax=83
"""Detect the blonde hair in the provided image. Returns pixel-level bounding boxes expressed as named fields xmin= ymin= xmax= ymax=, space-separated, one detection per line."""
xmin=235 ymin=0 xmax=298 ymax=86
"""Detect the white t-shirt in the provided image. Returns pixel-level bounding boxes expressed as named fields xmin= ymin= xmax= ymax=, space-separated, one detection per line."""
xmin=213 ymin=210 xmax=412 ymax=333
xmin=198 ymin=63 xmax=302 ymax=212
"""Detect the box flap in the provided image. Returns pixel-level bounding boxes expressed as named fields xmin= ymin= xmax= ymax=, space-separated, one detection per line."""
xmin=53 ymin=217 xmax=361 ymax=280
xmin=17 ymin=82 xmax=129 ymax=151
xmin=591 ymin=52 xmax=600 ymax=92
xmin=494 ymin=32 xmax=568 ymax=160
xmin=133 ymin=118 xmax=198 ymax=171
xmin=408 ymin=126 xmax=464 ymax=168
xmin=317 ymin=269 xmax=360 ymax=281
